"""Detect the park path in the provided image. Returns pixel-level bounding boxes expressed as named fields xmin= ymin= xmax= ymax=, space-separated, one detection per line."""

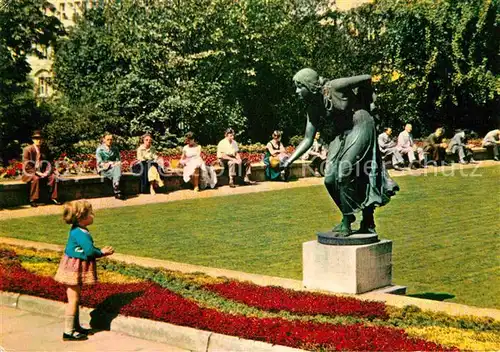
xmin=0 ymin=306 xmax=189 ymax=352
xmin=0 ymin=160 xmax=497 ymax=221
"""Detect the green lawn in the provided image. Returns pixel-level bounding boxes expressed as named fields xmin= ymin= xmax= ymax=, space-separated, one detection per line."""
xmin=1 ymin=166 xmax=499 ymax=308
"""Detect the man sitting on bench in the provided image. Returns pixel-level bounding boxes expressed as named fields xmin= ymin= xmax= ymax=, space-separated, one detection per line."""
xmin=482 ymin=129 xmax=500 ymax=161
xmin=216 ymin=128 xmax=255 ymax=188
xmin=22 ymin=130 xmax=61 ymax=207
xmin=378 ymin=127 xmax=404 ymax=171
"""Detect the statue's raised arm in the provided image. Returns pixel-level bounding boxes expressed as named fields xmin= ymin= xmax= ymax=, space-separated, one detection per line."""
xmin=328 ymin=74 xmax=371 ymax=92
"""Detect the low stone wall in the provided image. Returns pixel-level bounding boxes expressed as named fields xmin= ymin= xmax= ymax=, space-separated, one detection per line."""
xmin=0 ymin=161 xmax=315 ymax=208
xmin=0 ymin=147 xmax=492 ymax=208
xmin=446 ymin=147 xmax=490 ymax=161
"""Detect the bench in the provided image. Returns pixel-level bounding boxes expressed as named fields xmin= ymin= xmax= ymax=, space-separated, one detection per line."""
xmin=384 ymin=147 xmax=489 ymax=168
xmin=0 ymin=160 xmax=314 ymax=208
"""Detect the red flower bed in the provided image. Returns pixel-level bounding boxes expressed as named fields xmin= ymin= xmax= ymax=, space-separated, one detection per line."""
xmin=0 ymin=259 xmax=151 ymax=306
xmin=0 ymin=150 xmax=265 ymax=178
xmin=0 ymin=256 xmax=454 ymax=351
xmin=120 ymin=285 xmax=449 ymax=351
xmin=204 ymin=281 xmax=389 ymax=320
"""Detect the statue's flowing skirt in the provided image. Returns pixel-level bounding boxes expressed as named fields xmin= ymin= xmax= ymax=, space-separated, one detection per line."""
xmin=325 ymin=110 xmax=399 ymax=215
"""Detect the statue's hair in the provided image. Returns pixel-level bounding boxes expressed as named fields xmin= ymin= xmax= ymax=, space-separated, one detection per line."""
xmin=63 ymin=200 xmax=93 ymax=225
xmin=293 ymin=68 xmax=325 ymax=94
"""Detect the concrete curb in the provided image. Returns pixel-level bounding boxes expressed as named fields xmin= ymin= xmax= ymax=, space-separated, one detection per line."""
xmin=0 ymin=291 xmax=305 ymax=352
xmin=1 ymin=236 xmax=499 ymax=321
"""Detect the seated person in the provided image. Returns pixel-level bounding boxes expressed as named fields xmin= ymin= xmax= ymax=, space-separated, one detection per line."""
xmin=135 ymin=133 xmax=165 ymax=195
xmin=447 ymin=129 xmax=476 ymax=164
xmin=96 ymin=133 xmax=125 ymax=200
xmin=22 ymin=130 xmax=61 ymax=207
xmin=482 ymin=129 xmax=500 ymax=161
xmin=264 ymin=130 xmax=290 ymax=181
xmin=217 ymin=128 xmax=255 ymax=188
xmin=179 ymin=132 xmax=217 ymax=192
xmin=423 ymin=127 xmax=448 ymax=166
xmin=377 ymin=127 xmax=404 ymax=171
xmin=397 ymin=123 xmax=425 ymax=169
xmin=301 ymin=131 xmax=327 ymax=176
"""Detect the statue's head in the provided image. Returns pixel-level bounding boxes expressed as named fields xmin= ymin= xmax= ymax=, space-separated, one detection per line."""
xmin=293 ymin=68 xmax=322 ymax=100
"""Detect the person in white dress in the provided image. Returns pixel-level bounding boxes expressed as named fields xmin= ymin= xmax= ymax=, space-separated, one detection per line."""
xmin=179 ymin=132 xmax=217 ymax=192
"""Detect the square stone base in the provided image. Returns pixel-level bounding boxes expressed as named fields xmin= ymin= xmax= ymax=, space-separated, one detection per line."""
xmin=303 ymin=240 xmax=392 ymax=294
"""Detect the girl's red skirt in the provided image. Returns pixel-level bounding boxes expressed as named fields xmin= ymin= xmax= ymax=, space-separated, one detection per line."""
xmin=54 ymin=255 xmax=97 ymax=286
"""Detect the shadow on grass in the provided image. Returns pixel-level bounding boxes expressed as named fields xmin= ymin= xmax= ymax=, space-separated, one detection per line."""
xmin=89 ymin=291 xmax=144 ymax=331
xmin=407 ymin=292 xmax=455 ymax=301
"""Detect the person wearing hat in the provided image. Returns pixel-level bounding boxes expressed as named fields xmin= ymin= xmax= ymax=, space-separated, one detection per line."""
xmin=22 ymin=130 xmax=60 ymax=207
xmin=447 ymin=129 xmax=477 ymax=164
xmin=264 ymin=130 xmax=290 ymax=181
xmin=216 ymin=128 xmax=255 ymax=187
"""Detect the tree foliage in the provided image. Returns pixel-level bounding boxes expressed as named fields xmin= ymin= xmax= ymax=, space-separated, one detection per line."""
xmin=0 ymin=0 xmax=63 ymax=163
xmin=5 ymin=0 xmax=498 ymax=158
xmin=369 ymin=0 xmax=499 ymax=135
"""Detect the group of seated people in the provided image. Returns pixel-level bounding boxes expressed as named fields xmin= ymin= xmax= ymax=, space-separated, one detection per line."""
xmin=19 ymin=125 xmax=500 ymax=206
xmin=263 ymin=131 xmax=328 ymax=181
xmin=378 ymin=124 xmax=500 ymax=170
xmin=129 ymin=127 xmax=256 ymax=197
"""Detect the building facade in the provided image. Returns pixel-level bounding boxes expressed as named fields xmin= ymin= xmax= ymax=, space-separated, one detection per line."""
xmin=28 ymin=0 xmax=91 ymax=98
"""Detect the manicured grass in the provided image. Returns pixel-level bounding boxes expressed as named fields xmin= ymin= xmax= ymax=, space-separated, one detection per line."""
xmin=1 ymin=166 xmax=499 ymax=308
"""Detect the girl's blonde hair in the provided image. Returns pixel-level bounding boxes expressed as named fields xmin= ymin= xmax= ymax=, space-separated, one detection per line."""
xmin=63 ymin=200 xmax=93 ymax=225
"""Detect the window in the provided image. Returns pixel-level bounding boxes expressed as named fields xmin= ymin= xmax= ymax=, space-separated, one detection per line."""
xmin=59 ymin=3 xmax=67 ymax=20
xmin=38 ymin=77 xmax=47 ymax=96
xmin=35 ymin=71 xmax=52 ymax=98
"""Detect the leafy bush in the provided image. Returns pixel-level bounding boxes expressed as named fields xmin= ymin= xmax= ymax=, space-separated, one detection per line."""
xmin=289 ymin=135 xmax=304 ymax=147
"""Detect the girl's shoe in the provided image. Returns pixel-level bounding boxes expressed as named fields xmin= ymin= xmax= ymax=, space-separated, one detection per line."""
xmin=194 ymin=187 xmax=200 ymax=192
xmin=76 ymin=326 xmax=94 ymax=335
xmin=63 ymin=331 xmax=88 ymax=341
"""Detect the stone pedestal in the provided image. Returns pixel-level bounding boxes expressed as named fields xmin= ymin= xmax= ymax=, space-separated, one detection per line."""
xmin=303 ymin=239 xmax=392 ymax=294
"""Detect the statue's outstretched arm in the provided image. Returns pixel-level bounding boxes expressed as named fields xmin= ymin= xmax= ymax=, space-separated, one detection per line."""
xmin=285 ymin=112 xmax=318 ymax=166
xmin=329 ymin=75 xmax=371 ymax=92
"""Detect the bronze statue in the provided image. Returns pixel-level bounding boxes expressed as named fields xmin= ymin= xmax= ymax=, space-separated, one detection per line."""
xmin=283 ymin=68 xmax=399 ymax=237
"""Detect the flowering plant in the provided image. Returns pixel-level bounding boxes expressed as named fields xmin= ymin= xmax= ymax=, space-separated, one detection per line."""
xmin=2 ymin=244 xmax=498 ymax=351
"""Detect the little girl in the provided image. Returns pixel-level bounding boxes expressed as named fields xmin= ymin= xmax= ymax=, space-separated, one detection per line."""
xmin=54 ymin=200 xmax=114 ymax=341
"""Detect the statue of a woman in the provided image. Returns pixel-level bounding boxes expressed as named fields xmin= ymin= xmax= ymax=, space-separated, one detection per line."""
xmin=283 ymin=68 xmax=399 ymax=237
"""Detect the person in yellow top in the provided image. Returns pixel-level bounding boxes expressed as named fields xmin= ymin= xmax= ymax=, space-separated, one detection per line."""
xmin=216 ymin=128 xmax=255 ymax=188
xmin=134 ymin=133 xmax=164 ymax=194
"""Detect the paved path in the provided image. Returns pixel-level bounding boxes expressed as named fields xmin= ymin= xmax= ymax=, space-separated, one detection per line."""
xmin=0 ymin=161 xmax=497 ymax=221
xmin=0 ymin=306 xmax=189 ymax=352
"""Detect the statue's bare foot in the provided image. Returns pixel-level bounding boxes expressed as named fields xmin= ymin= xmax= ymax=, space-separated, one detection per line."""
xmin=331 ymin=223 xmax=352 ymax=237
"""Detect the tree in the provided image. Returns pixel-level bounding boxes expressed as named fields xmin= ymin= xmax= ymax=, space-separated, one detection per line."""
xmin=0 ymin=0 xmax=64 ymax=163
xmin=51 ymin=0 xmax=499 ymax=152
xmin=369 ymin=0 xmax=499 ymax=136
